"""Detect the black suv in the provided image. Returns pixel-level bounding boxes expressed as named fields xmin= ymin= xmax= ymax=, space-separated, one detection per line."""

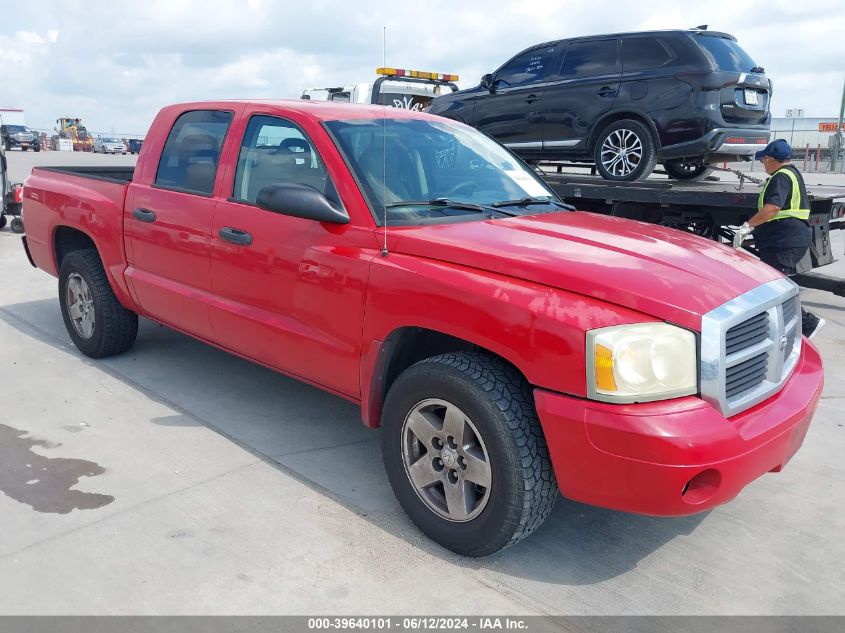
xmin=427 ymin=29 xmax=771 ymax=181
xmin=1 ymin=124 xmax=39 ymax=152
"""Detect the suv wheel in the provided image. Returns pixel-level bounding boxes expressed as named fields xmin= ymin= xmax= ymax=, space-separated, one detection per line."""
xmin=664 ymin=160 xmax=713 ymax=181
xmin=381 ymin=352 xmax=558 ymax=556
xmin=594 ymin=119 xmax=657 ymax=182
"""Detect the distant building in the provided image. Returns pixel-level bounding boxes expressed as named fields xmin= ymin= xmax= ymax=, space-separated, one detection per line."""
xmin=769 ymin=117 xmax=843 ymax=150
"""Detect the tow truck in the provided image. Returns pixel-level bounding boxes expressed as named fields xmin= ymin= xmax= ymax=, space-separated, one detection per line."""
xmin=538 ymin=165 xmax=845 ymax=296
xmin=302 ymin=67 xmax=459 ymax=111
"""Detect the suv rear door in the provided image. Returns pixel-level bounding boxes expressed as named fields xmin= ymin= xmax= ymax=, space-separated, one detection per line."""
xmin=540 ymin=38 xmax=621 ymax=153
xmin=470 ymin=43 xmax=561 ymax=151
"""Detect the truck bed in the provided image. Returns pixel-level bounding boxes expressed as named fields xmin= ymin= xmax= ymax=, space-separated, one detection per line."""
xmin=34 ymin=165 xmax=135 ymax=184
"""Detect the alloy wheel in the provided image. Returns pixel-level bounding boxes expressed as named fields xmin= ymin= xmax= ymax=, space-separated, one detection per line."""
xmin=401 ymin=398 xmax=492 ymax=522
xmin=66 ymin=272 xmax=95 ymax=339
xmin=600 ymin=128 xmax=643 ymax=177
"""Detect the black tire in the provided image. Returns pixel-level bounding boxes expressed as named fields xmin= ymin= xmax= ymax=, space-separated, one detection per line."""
xmin=34 ymin=145 xmax=40 ymax=152
xmin=593 ymin=119 xmax=657 ymax=182
xmin=0 ymin=214 xmax=7 ymax=230
xmin=10 ymin=217 xmax=24 ymax=234
xmin=381 ymin=352 xmax=558 ymax=556
xmin=58 ymin=249 xmax=138 ymax=358
xmin=663 ymin=160 xmax=713 ymax=181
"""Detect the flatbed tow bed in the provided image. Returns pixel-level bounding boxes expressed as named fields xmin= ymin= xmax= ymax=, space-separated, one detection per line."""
xmin=540 ymin=168 xmax=845 ymax=296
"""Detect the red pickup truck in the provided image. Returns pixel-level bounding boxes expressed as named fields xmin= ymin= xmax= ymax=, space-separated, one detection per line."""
xmin=21 ymin=100 xmax=823 ymax=556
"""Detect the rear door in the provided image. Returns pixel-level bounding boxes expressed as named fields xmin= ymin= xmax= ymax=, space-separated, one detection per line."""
xmin=471 ymin=43 xmax=561 ymax=151
xmin=541 ymin=39 xmax=621 ymax=152
xmin=125 ymin=108 xmax=236 ymax=339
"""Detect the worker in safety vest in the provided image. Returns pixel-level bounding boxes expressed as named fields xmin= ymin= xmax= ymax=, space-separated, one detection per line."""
xmin=734 ymin=138 xmax=824 ymax=339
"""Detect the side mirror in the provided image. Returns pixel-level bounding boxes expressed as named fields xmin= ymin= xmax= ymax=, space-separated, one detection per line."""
xmin=256 ymin=183 xmax=349 ymax=224
xmin=480 ymin=74 xmax=495 ymax=93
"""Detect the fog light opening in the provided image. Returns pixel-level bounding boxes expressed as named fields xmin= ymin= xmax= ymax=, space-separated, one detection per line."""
xmin=681 ymin=469 xmax=721 ymax=505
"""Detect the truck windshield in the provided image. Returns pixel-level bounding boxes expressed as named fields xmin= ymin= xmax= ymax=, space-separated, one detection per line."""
xmin=325 ymin=117 xmax=559 ymax=225
xmin=4 ymin=125 xmax=28 ymax=133
xmin=696 ymin=35 xmax=759 ymax=72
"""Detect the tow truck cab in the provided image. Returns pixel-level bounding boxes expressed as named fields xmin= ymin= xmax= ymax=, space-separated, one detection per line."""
xmin=302 ymin=67 xmax=459 ymax=111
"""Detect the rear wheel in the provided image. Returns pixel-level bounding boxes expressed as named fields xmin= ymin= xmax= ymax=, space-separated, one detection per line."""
xmin=381 ymin=352 xmax=558 ymax=556
xmin=59 ymin=249 xmax=138 ymax=358
xmin=0 ymin=215 xmax=7 ymax=230
xmin=593 ymin=119 xmax=657 ymax=182
xmin=10 ymin=217 xmax=23 ymax=233
xmin=664 ymin=160 xmax=713 ymax=181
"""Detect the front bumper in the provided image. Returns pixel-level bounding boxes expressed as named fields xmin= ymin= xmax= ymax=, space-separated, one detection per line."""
xmin=535 ymin=341 xmax=823 ymax=516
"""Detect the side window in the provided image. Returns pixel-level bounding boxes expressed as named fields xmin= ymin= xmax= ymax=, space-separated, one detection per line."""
xmin=559 ymin=40 xmax=619 ymax=77
xmin=622 ymin=37 xmax=673 ymax=72
xmin=155 ymin=110 xmax=232 ymax=195
xmin=232 ymin=115 xmax=331 ymax=205
xmin=495 ymin=45 xmax=558 ymax=89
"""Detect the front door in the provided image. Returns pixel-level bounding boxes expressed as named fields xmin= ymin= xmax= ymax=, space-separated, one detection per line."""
xmin=471 ymin=43 xmax=561 ymax=151
xmin=541 ymin=39 xmax=621 ymax=152
xmin=207 ymin=113 xmax=374 ymax=398
xmin=125 ymin=108 xmax=235 ymax=339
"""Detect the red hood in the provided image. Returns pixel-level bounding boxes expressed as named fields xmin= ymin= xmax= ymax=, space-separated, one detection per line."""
xmin=390 ymin=211 xmax=781 ymax=330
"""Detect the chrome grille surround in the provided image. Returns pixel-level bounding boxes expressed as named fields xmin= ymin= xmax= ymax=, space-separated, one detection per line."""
xmin=701 ymin=278 xmax=801 ymax=417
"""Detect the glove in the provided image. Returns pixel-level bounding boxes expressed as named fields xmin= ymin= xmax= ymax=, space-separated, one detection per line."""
xmin=733 ymin=222 xmax=753 ymax=249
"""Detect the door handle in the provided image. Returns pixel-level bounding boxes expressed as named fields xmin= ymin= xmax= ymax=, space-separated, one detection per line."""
xmin=596 ymin=87 xmax=617 ymax=97
xmin=132 ymin=208 xmax=156 ymax=223
xmin=525 ymin=94 xmax=541 ymax=104
xmin=219 ymin=227 xmax=253 ymax=246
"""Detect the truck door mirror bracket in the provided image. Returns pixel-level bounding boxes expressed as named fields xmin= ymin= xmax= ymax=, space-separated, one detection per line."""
xmin=481 ymin=74 xmax=494 ymax=93
xmin=256 ymin=183 xmax=350 ymax=224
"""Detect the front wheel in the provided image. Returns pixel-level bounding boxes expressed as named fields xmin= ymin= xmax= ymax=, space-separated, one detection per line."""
xmin=663 ymin=160 xmax=713 ymax=181
xmin=59 ymin=249 xmax=138 ymax=358
xmin=593 ymin=119 xmax=657 ymax=182
xmin=381 ymin=352 xmax=558 ymax=556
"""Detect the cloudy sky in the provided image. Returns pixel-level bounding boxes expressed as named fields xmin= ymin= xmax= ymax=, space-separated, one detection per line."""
xmin=1 ymin=0 xmax=843 ymax=137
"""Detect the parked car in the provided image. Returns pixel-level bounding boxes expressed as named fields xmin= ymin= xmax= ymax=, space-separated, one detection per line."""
xmin=1 ymin=124 xmax=39 ymax=152
xmin=427 ymin=28 xmax=771 ymax=181
xmin=21 ymin=100 xmax=822 ymax=556
xmin=93 ymin=136 xmax=127 ymax=154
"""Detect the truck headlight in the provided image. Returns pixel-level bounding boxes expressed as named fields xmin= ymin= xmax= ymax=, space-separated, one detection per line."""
xmin=586 ymin=323 xmax=697 ymax=403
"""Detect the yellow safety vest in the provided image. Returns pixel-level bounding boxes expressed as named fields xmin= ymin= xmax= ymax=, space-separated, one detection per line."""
xmin=758 ymin=167 xmax=810 ymax=221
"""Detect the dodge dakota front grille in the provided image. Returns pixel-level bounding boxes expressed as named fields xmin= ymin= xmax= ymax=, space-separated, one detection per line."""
xmin=725 ymin=312 xmax=769 ymax=355
xmin=725 ymin=351 xmax=769 ymax=399
xmin=700 ymin=279 xmax=802 ymax=417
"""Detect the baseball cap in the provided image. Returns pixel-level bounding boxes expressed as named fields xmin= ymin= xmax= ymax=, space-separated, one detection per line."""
xmin=755 ymin=138 xmax=792 ymax=161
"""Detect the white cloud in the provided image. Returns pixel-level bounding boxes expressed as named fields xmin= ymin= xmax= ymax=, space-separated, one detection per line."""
xmin=0 ymin=0 xmax=843 ymax=136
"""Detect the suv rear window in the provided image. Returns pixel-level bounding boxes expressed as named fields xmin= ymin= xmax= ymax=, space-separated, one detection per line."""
xmin=622 ymin=37 xmax=673 ymax=71
xmin=559 ymin=40 xmax=619 ymax=77
xmin=695 ymin=35 xmax=758 ymax=72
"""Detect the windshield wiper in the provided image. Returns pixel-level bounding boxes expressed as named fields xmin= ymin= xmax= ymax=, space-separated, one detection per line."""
xmin=492 ymin=197 xmax=574 ymax=210
xmin=385 ymin=198 xmax=519 ymax=217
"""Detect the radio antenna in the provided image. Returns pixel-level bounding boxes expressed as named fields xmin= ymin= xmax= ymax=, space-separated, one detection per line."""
xmin=381 ymin=25 xmax=389 ymax=257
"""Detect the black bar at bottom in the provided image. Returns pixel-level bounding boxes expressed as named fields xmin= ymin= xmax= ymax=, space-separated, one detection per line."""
xmin=794 ymin=272 xmax=845 ymax=297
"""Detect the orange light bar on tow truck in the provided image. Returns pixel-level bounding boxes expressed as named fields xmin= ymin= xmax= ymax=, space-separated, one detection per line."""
xmin=376 ymin=67 xmax=459 ymax=82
